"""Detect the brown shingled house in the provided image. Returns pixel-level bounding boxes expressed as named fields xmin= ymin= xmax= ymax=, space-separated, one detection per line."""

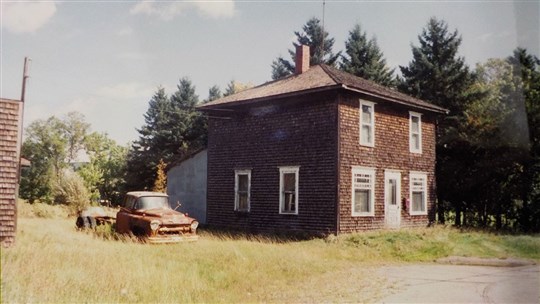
xmin=0 ymin=98 xmax=24 ymax=246
xmin=198 ymin=46 xmax=447 ymax=235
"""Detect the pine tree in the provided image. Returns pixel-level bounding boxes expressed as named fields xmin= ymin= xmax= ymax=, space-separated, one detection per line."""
xmin=340 ymin=24 xmax=395 ymax=87
xmin=399 ymin=18 xmax=481 ymax=225
xmin=398 ymin=18 xmax=477 ymax=117
xmin=204 ymin=85 xmax=222 ymax=103
xmin=270 ymin=17 xmax=341 ymax=80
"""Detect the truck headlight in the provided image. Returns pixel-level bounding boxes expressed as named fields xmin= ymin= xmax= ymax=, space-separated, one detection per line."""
xmin=150 ymin=220 xmax=160 ymax=231
xmin=190 ymin=221 xmax=199 ymax=232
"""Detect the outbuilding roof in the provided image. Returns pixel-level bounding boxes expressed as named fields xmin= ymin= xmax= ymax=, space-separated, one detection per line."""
xmin=197 ymin=64 xmax=448 ymax=114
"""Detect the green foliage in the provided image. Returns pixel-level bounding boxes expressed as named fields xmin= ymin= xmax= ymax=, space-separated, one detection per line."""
xmin=126 ymin=80 xmax=207 ymax=190
xmin=20 ymin=116 xmax=68 ymax=203
xmin=398 ymin=17 xmax=478 ymax=117
xmin=52 ymin=170 xmax=91 ymax=214
xmin=340 ymin=24 xmax=395 ymax=87
xmin=271 ymin=17 xmax=341 ymax=80
xmin=82 ymin=132 xmax=127 ymax=204
xmin=204 ymin=85 xmax=222 ymax=103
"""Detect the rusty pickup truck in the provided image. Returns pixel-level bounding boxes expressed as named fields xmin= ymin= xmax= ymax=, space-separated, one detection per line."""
xmin=115 ymin=191 xmax=199 ymax=243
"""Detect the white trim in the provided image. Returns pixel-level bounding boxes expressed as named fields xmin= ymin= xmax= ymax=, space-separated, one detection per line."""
xmin=409 ymin=111 xmax=422 ymax=154
xmin=359 ymin=100 xmax=375 ymax=147
xmin=234 ymin=170 xmax=251 ymax=212
xmin=409 ymin=172 xmax=428 ymax=215
xmin=351 ymin=167 xmax=375 ymax=217
xmin=384 ymin=170 xmax=401 ymax=228
xmin=279 ymin=166 xmax=299 ymax=215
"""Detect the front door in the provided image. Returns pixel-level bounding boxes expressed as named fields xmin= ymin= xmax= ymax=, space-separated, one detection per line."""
xmin=385 ymin=171 xmax=401 ymax=229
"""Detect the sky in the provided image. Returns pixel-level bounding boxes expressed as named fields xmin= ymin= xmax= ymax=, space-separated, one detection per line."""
xmin=1 ymin=0 xmax=539 ymax=145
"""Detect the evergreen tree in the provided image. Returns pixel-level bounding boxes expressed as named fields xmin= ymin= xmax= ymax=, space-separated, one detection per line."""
xmin=271 ymin=17 xmax=341 ymax=80
xmin=399 ymin=18 xmax=480 ymax=225
xmin=507 ymin=48 xmax=540 ymax=232
xmin=126 ymin=80 xmax=207 ymax=190
xmin=398 ymin=18 xmax=477 ymax=117
xmin=340 ymin=24 xmax=395 ymax=87
xmin=205 ymin=85 xmax=222 ymax=103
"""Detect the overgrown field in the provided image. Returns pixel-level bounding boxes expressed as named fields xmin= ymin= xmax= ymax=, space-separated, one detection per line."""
xmin=2 ymin=203 xmax=539 ymax=303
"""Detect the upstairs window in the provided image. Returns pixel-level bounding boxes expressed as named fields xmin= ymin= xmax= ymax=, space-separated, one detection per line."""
xmin=352 ymin=167 xmax=375 ymax=216
xmin=360 ymin=100 xmax=375 ymax=147
xmin=279 ymin=166 xmax=299 ymax=215
xmin=409 ymin=112 xmax=422 ymax=153
xmin=235 ymin=170 xmax=251 ymax=212
xmin=410 ymin=172 xmax=427 ymax=215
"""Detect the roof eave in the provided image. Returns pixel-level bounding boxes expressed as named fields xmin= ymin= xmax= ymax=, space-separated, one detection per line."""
xmin=341 ymin=85 xmax=449 ymax=114
xmin=196 ymin=84 xmax=343 ymax=111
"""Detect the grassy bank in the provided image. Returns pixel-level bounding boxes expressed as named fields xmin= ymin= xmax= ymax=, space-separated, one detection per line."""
xmin=2 ymin=203 xmax=539 ymax=303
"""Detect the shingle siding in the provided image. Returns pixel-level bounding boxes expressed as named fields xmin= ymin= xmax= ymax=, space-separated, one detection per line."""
xmin=338 ymin=93 xmax=436 ymax=232
xmin=207 ymin=94 xmax=338 ymax=234
xmin=0 ymin=99 xmax=22 ymax=247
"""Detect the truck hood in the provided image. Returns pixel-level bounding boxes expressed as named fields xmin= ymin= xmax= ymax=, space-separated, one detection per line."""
xmin=140 ymin=208 xmax=194 ymax=225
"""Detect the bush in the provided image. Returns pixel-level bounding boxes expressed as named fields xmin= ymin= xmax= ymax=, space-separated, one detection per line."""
xmin=53 ymin=170 xmax=91 ymax=214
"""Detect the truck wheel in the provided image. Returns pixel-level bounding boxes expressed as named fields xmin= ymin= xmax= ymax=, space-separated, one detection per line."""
xmin=88 ymin=216 xmax=97 ymax=229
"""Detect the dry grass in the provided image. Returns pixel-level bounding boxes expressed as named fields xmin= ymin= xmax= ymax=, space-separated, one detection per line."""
xmin=2 ymin=202 xmax=539 ymax=303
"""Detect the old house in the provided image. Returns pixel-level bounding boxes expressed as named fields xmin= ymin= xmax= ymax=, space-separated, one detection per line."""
xmin=198 ymin=45 xmax=447 ymax=235
xmin=167 ymin=149 xmax=207 ymax=224
xmin=0 ymin=98 xmax=24 ymax=246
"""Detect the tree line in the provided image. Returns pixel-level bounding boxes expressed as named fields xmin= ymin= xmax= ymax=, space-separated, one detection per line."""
xmin=20 ymin=17 xmax=540 ymax=232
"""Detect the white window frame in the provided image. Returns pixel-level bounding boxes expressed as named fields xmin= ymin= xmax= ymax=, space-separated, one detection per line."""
xmin=351 ymin=167 xmax=376 ymax=217
xmin=279 ymin=166 xmax=299 ymax=215
xmin=409 ymin=111 xmax=422 ymax=153
xmin=359 ymin=100 xmax=375 ymax=147
xmin=234 ymin=170 xmax=251 ymax=212
xmin=409 ymin=172 xmax=428 ymax=215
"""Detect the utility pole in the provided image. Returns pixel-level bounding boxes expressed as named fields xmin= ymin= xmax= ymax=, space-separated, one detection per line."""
xmin=17 ymin=57 xmax=30 ymax=183
xmin=20 ymin=57 xmax=30 ymax=103
xmin=321 ymin=0 xmax=326 ymax=62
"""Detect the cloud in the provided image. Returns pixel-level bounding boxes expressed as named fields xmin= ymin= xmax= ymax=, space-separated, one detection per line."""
xmin=116 ymin=26 xmax=134 ymax=36
xmin=130 ymin=0 xmax=236 ymax=20
xmin=478 ymin=30 xmax=513 ymax=43
xmin=1 ymin=1 xmax=57 ymax=33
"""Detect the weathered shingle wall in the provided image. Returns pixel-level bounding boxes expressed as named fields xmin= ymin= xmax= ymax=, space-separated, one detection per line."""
xmin=206 ymin=93 xmax=338 ymax=234
xmin=338 ymin=93 xmax=437 ymax=232
xmin=0 ymin=99 xmax=22 ymax=247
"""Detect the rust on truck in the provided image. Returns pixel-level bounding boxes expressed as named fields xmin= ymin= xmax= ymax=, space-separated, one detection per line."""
xmin=116 ymin=191 xmax=199 ymax=243
xmin=76 ymin=206 xmax=116 ymax=229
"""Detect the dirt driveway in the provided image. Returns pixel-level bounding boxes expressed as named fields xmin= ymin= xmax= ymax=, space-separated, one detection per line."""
xmin=377 ymin=263 xmax=539 ymax=303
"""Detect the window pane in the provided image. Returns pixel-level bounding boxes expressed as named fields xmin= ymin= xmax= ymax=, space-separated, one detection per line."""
xmin=412 ymin=134 xmax=420 ymax=150
xmin=412 ymin=191 xmax=424 ymax=212
xmin=284 ymin=173 xmax=296 ymax=192
xmin=411 ymin=116 xmax=419 ymax=132
xmin=238 ymin=174 xmax=248 ymax=192
xmin=362 ymin=105 xmax=372 ymax=123
xmin=362 ymin=125 xmax=371 ymax=143
xmin=284 ymin=193 xmax=296 ymax=212
xmin=354 ymin=189 xmax=370 ymax=213
xmin=387 ymin=179 xmax=397 ymax=205
xmin=238 ymin=193 xmax=248 ymax=210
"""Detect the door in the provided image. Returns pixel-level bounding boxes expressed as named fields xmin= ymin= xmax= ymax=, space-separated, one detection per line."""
xmin=385 ymin=171 xmax=401 ymax=229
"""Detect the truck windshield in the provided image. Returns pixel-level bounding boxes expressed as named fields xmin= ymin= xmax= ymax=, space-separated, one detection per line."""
xmin=134 ymin=196 xmax=169 ymax=210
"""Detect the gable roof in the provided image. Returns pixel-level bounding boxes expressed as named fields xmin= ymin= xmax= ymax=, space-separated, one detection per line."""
xmin=198 ymin=65 xmax=448 ymax=114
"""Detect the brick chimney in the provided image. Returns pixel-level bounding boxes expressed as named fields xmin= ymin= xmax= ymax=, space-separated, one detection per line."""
xmin=295 ymin=44 xmax=310 ymax=74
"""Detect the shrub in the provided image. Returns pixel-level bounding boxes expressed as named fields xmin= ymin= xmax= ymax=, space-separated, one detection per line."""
xmin=53 ymin=170 xmax=91 ymax=214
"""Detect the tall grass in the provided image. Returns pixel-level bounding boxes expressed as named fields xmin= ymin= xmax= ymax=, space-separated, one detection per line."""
xmin=2 ymin=203 xmax=539 ymax=303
